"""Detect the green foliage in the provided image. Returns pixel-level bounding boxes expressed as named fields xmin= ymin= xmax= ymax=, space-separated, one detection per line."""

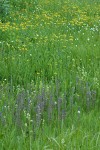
xmin=0 ymin=0 xmax=100 ymax=149
xmin=0 ymin=0 xmax=10 ymax=22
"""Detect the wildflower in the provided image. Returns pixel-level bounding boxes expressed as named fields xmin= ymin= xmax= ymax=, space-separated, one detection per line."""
xmin=78 ymin=110 xmax=80 ymax=114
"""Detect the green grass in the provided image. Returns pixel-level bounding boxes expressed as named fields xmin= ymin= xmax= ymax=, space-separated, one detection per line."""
xmin=0 ymin=0 xmax=100 ymax=149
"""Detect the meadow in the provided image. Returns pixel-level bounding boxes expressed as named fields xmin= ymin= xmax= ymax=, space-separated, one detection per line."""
xmin=0 ymin=0 xmax=100 ymax=149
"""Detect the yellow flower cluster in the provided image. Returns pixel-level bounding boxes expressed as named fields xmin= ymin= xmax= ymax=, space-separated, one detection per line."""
xmin=0 ymin=1 xmax=99 ymax=51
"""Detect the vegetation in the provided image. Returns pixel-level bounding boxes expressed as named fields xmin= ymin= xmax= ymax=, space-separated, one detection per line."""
xmin=0 ymin=0 xmax=100 ymax=149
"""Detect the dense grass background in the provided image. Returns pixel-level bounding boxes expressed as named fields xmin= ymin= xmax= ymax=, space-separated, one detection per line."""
xmin=0 ymin=0 xmax=100 ymax=149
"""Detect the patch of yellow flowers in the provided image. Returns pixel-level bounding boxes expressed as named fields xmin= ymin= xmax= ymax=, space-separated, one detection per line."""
xmin=0 ymin=1 xmax=100 ymax=51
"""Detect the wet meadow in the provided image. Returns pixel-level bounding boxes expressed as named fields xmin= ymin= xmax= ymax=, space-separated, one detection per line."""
xmin=0 ymin=0 xmax=100 ymax=149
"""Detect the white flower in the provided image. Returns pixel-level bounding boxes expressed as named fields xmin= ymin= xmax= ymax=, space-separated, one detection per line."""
xmin=78 ymin=110 xmax=80 ymax=114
